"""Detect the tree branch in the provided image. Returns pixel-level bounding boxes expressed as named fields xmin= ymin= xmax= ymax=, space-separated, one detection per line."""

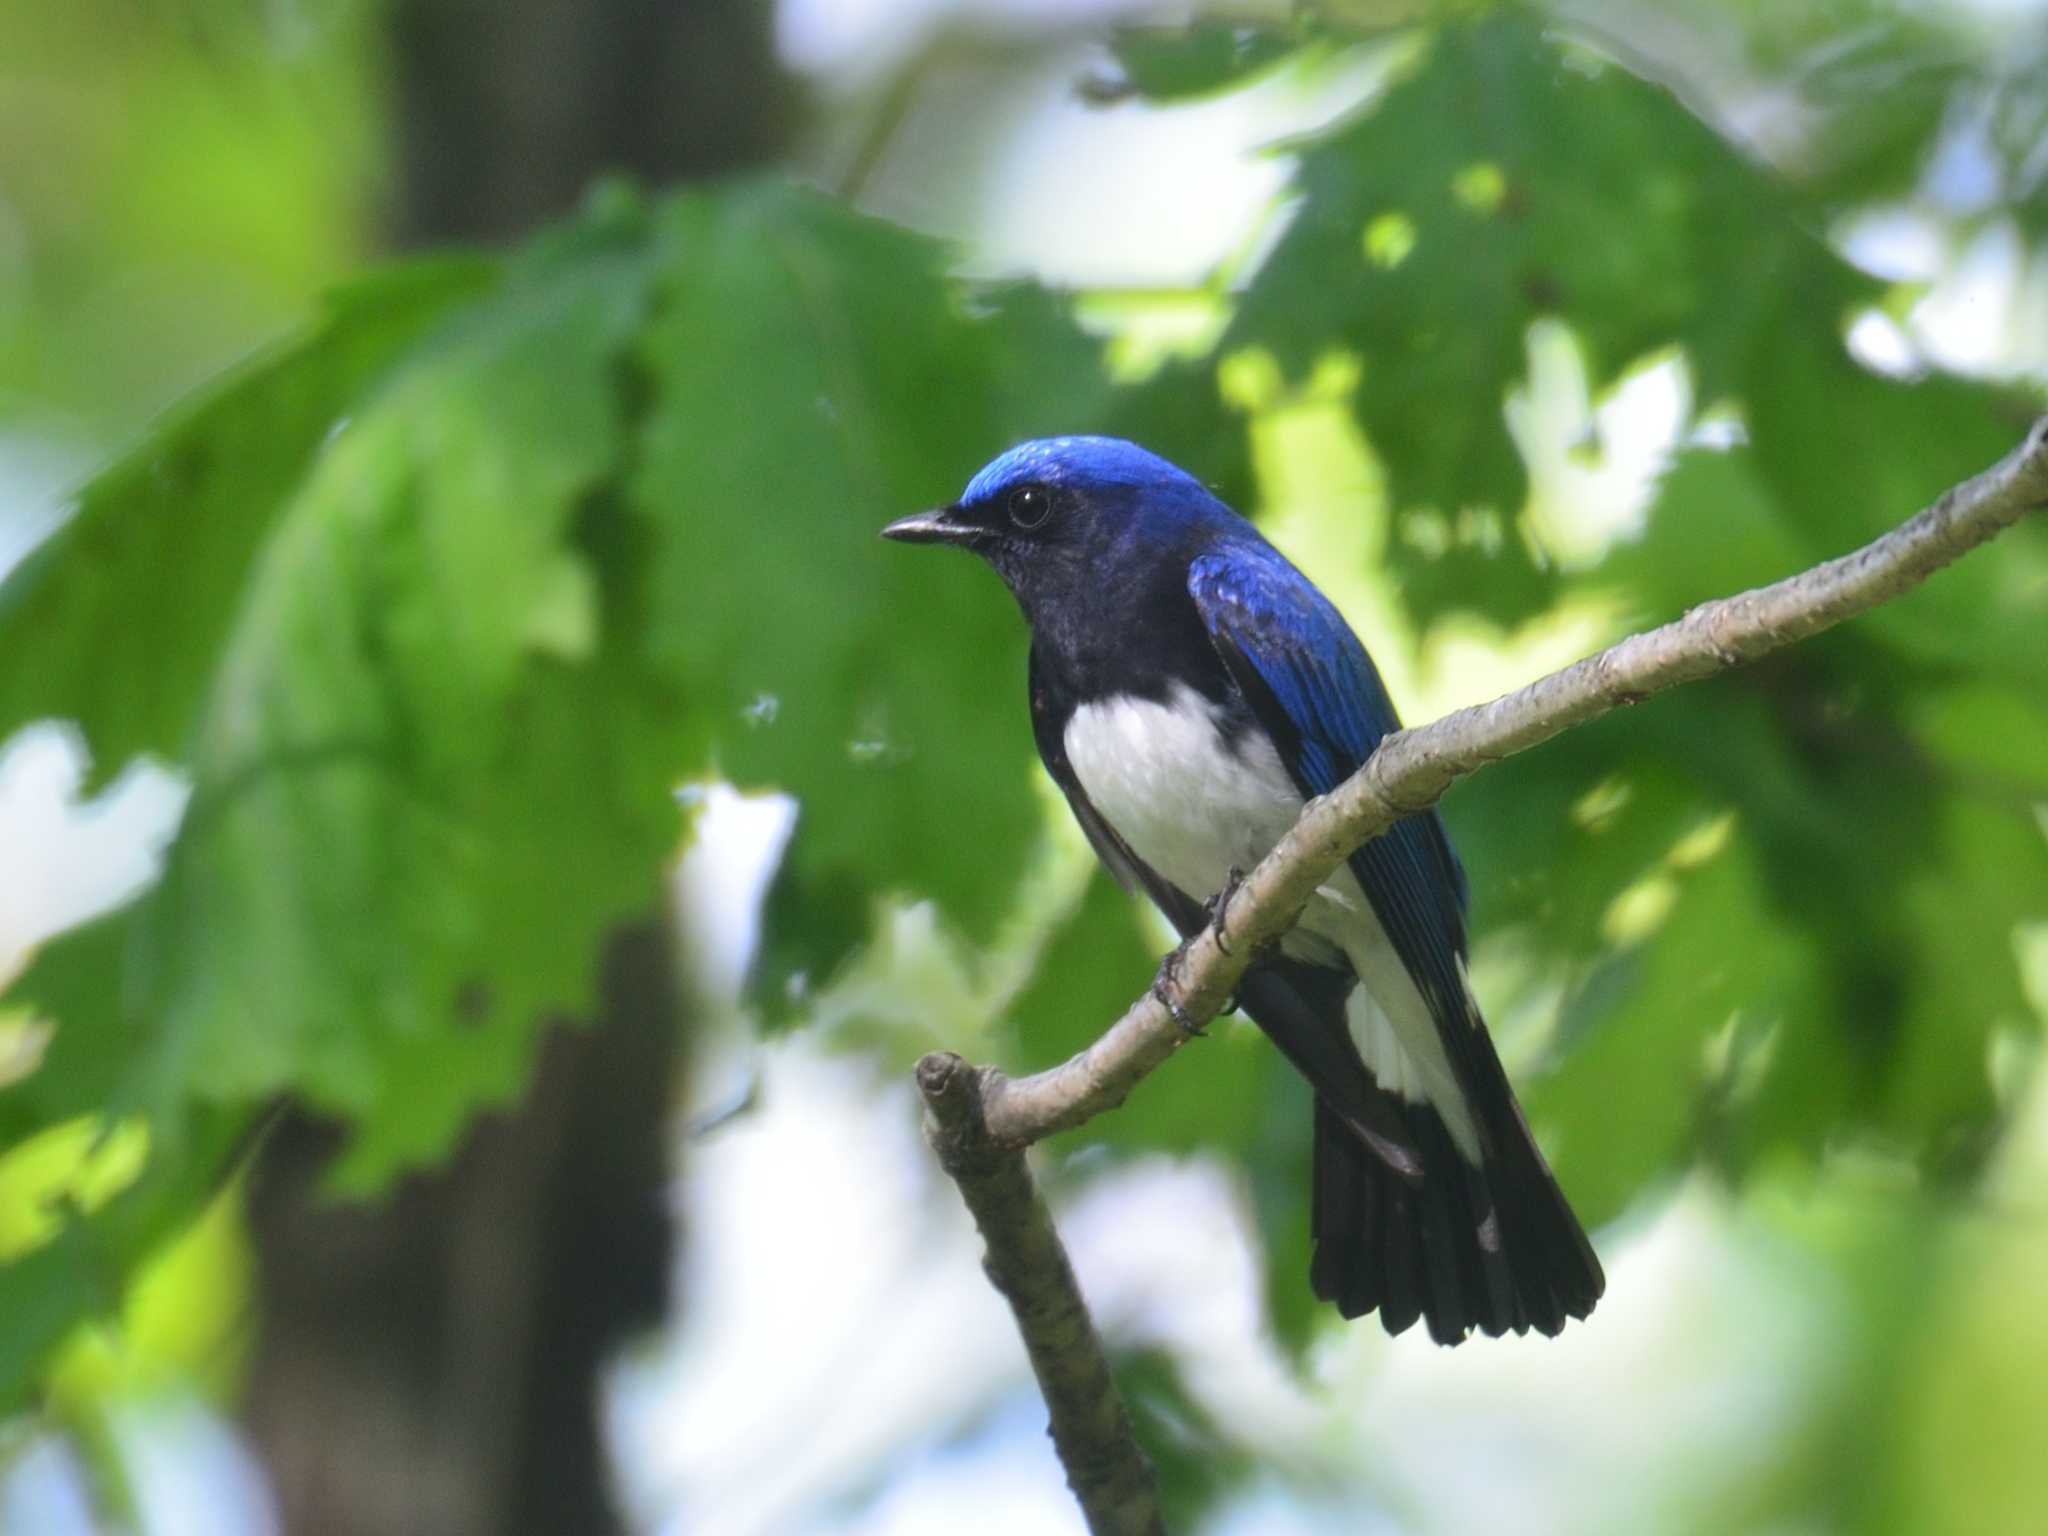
xmin=916 ymin=1053 xmax=1166 ymax=1536
xmin=917 ymin=416 xmax=2048 ymax=1535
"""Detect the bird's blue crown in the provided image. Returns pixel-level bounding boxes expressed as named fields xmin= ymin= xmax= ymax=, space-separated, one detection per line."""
xmin=961 ymin=436 xmax=1205 ymax=506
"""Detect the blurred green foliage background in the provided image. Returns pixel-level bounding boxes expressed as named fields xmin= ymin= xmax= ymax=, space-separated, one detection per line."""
xmin=3 ymin=1 xmax=2048 ymax=1532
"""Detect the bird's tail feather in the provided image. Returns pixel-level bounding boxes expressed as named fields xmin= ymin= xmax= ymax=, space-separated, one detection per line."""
xmin=1310 ymin=1030 xmax=1603 ymax=1344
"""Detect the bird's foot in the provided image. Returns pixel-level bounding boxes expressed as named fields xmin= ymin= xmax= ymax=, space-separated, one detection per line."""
xmin=1207 ymin=865 xmax=1250 ymax=955
xmin=1152 ymin=944 xmax=1205 ymax=1039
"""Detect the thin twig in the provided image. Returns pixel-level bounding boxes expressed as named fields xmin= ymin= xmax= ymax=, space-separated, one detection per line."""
xmin=835 ymin=57 xmax=925 ymax=205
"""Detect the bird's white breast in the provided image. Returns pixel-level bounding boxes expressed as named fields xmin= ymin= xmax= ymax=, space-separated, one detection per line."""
xmin=1064 ymin=684 xmax=1301 ymax=906
xmin=1064 ymin=683 xmax=1478 ymax=1155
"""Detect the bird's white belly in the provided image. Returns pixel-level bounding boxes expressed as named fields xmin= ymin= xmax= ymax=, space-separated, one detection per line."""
xmin=1064 ymin=684 xmax=1301 ymax=906
xmin=1064 ymin=684 xmax=1478 ymax=1155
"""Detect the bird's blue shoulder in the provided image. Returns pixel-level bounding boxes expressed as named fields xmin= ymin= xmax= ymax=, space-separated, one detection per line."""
xmin=1187 ymin=542 xmax=1404 ymax=790
xmin=1188 ymin=540 xmax=1473 ymax=987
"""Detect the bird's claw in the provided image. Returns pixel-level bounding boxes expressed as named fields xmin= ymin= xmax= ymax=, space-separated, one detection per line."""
xmin=1152 ymin=945 xmax=1205 ymax=1039
xmin=1207 ymin=865 xmax=1249 ymax=955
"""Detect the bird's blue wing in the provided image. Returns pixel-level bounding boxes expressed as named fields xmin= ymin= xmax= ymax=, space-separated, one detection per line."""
xmin=1192 ymin=544 xmax=1604 ymax=1341
xmin=1188 ymin=546 xmax=1471 ymax=1023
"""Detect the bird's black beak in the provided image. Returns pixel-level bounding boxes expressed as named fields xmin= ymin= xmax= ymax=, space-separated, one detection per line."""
xmin=880 ymin=504 xmax=973 ymax=545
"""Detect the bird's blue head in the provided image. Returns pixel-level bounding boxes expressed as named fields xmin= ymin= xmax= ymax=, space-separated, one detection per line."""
xmin=881 ymin=436 xmax=1237 ymax=607
xmin=958 ymin=435 xmax=1203 ymax=509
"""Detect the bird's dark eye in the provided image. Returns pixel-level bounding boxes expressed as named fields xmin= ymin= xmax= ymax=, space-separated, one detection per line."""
xmin=1006 ymin=484 xmax=1053 ymax=530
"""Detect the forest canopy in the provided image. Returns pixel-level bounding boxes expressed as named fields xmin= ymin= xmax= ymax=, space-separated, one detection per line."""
xmin=2 ymin=2 xmax=2047 ymax=1532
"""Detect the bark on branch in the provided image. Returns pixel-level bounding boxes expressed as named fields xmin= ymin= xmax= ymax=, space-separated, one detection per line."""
xmin=917 ymin=1053 xmax=1165 ymax=1536
xmin=917 ymin=416 xmax=2048 ymax=1536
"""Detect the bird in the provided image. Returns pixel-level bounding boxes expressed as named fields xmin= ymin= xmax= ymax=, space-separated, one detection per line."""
xmin=882 ymin=435 xmax=1603 ymax=1344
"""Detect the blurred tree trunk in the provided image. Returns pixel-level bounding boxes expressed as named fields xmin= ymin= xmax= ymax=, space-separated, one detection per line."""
xmin=244 ymin=929 xmax=679 ymax=1536
xmin=386 ymin=0 xmax=798 ymax=245
xmin=241 ymin=6 xmax=797 ymax=1533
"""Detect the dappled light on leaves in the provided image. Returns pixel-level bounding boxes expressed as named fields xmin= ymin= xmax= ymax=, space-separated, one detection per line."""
xmin=1 ymin=3 xmax=2047 ymax=1529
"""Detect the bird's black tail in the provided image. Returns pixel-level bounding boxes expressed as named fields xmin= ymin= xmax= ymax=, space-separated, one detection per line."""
xmin=1309 ymin=1028 xmax=1604 ymax=1345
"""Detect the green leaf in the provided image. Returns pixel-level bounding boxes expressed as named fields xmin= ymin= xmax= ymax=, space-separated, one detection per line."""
xmin=1884 ymin=797 xmax=2048 ymax=1160
xmin=631 ymin=185 xmax=1107 ymax=1000
xmin=6 ymin=201 xmax=683 ymax=1186
xmin=1531 ymin=834 xmax=1819 ymax=1228
xmin=0 ymin=1108 xmax=247 ymax=1419
xmin=0 ymin=256 xmax=499 ymax=781
xmin=1003 ymin=868 xmax=1159 ymax=1082
xmin=1227 ymin=13 xmax=1871 ymax=625
xmin=0 ymin=197 xmax=694 ymax=1404
xmin=1107 ymin=21 xmax=1305 ymax=101
xmin=1737 ymin=306 xmax=2048 ymax=692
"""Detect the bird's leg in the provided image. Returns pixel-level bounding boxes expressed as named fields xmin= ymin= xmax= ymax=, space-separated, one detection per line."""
xmin=1155 ymin=868 xmax=1263 ymax=1037
xmin=1207 ymin=865 xmax=1250 ymax=955
xmin=1151 ymin=942 xmax=1205 ymax=1039
xmin=1207 ymin=867 xmax=1284 ymax=1017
